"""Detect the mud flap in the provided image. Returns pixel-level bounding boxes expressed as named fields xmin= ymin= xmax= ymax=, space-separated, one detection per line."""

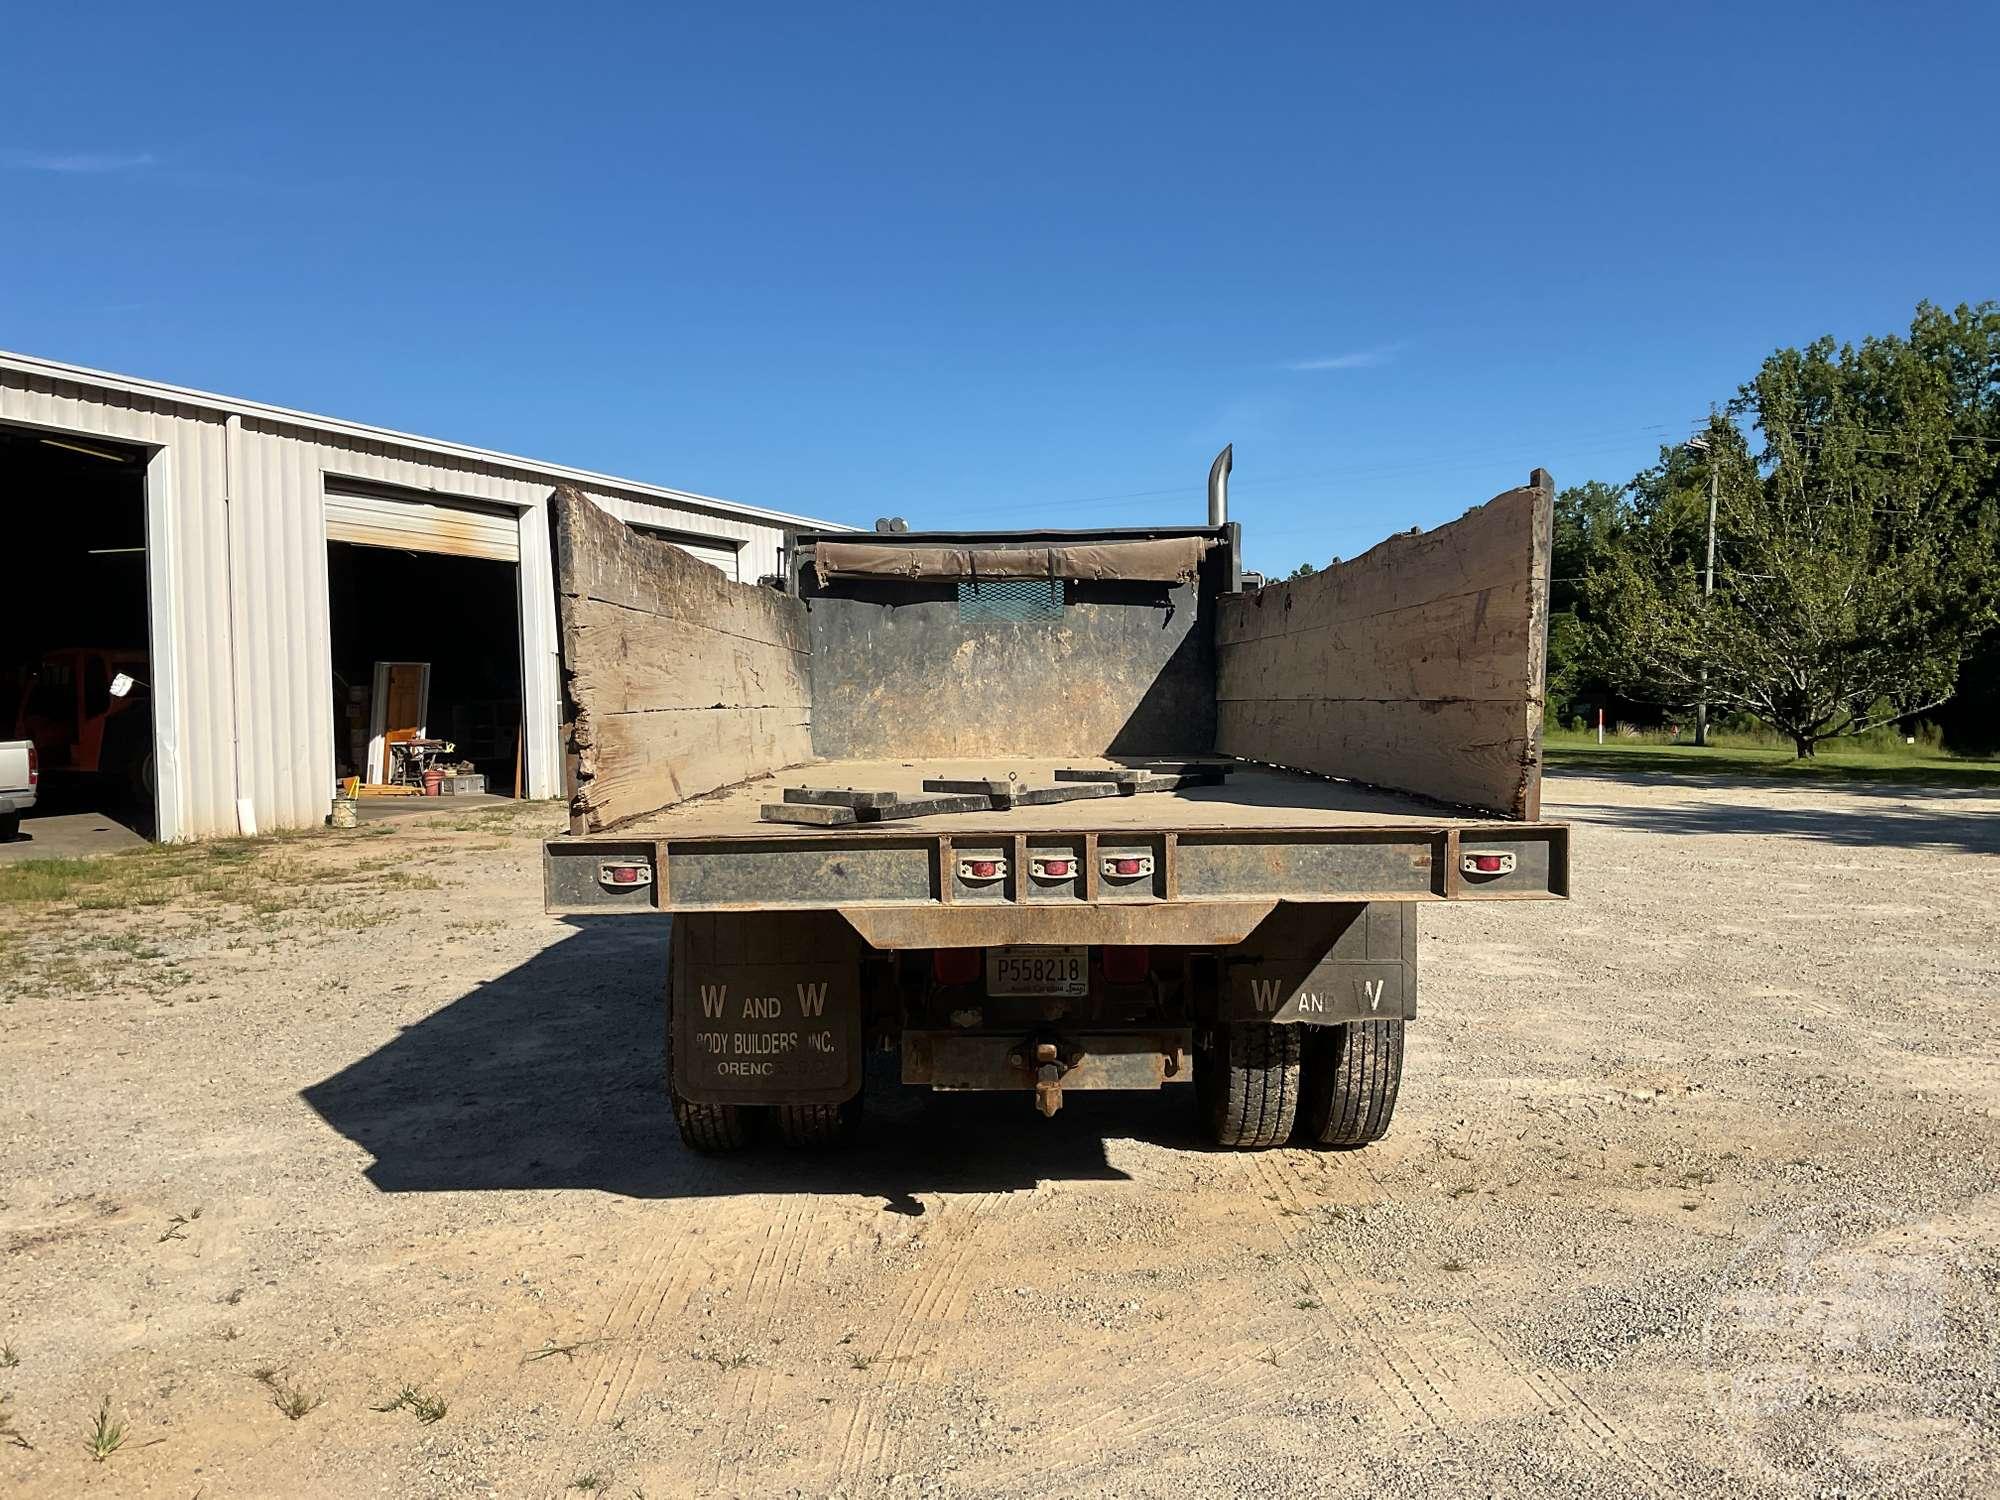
xmin=1215 ymin=902 xmax=1416 ymax=1025
xmin=670 ymin=911 xmax=864 ymax=1106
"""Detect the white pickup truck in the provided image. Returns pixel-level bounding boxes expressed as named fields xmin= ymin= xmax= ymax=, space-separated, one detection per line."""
xmin=0 ymin=740 xmax=36 ymax=841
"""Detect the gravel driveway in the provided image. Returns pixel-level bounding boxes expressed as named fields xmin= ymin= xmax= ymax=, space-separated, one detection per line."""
xmin=2 ymin=776 xmax=1996 ymax=1498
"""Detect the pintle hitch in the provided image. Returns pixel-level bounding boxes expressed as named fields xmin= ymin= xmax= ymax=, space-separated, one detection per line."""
xmin=1006 ymin=1033 xmax=1086 ymax=1117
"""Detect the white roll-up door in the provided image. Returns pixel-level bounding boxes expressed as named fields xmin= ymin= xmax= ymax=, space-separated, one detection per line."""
xmin=628 ymin=524 xmax=741 ymax=580
xmin=325 ymin=489 xmax=521 ymax=562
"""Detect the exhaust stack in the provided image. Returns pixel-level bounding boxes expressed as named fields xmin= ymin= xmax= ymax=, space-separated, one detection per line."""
xmin=1207 ymin=444 xmax=1232 ymax=527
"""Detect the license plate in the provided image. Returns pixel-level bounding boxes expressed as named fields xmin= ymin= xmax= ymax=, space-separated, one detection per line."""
xmin=986 ymin=945 xmax=1089 ymax=997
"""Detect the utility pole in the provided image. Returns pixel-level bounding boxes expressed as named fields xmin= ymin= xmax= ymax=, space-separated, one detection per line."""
xmin=1685 ymin=434 xmax=1718 ymax=747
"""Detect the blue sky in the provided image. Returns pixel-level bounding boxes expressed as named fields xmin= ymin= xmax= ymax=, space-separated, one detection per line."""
xmin=3 ymin=2 xmax=1994 ymax=576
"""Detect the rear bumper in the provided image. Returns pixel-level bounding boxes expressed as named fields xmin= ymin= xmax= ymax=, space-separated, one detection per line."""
xmin=903 ymin=1029 xmax=1193 ymax=1091
xmin=0 ymin=790 xmax=35 ymax=815
xmin=545 ymin=822 xmax=1570 ymax=920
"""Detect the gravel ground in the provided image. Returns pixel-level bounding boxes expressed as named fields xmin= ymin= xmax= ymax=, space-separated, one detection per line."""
xmin=1 ymin=774 xmax=1997 ymax=1498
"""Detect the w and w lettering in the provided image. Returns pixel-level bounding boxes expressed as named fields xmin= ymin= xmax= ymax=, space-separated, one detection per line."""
xmin=1246 ymin=974 xmax=1390 ymax=1016
xmin=695 ymin=979 xmax=831 ymax=1021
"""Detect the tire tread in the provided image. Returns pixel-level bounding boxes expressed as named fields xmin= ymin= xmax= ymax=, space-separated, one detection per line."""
xmin=1299 ymin=1020 xmax=1404 ymax=1147
xmin=1199 ymin=1022 xmax=1302 ymax=1149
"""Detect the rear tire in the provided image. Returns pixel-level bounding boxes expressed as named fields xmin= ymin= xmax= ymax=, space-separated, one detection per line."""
xmin=1195 ymin=1022 xmax=1302 ymax=1149
xmin=674 ymin=1096 xmax=756 ymax=1152
xmin=1296 ymin=1020 xmax=1404 ymax=1147
xmin=776 ymin=1094 xmax=862 ymax=1147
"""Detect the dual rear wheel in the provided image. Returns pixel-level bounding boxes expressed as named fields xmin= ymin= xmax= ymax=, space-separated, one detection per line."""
xmin=1194 ymin=1019 xmax=1403 ymax=1150
xmin=665 ymin=1022 xmax=862 ymax=1151
xmin=671 ymin=1022 xmax=1403 ymax=1153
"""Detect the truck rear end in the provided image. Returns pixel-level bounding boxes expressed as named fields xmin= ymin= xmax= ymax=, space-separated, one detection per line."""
xmin=543 ymin=465 xmax=1565 ymax=1151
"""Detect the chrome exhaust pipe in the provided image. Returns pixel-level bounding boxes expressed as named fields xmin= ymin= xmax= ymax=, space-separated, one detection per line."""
xmin=1207 ymin=443 xmax=1232 ymax=527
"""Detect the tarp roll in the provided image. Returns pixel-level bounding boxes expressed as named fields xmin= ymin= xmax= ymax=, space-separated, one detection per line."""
xmin=814 ymin=536 xmax=1212 ymax=585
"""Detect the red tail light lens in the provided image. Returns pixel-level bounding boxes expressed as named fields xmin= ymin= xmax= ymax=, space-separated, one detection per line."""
xmin=26 ymin=745 xmax=37 ymax=788
xmin=1113 ymin=858 xmax=1141 ymax=876
xmin=932 ymin=948 xmax=981 ymax=985
xmin=1041 ymin=859 xmax=1070 ymax=876
xmin=967 ymin=860 xmax=998 ymax=878
xmin=1102 ymin=945 xmax=1150 ymax=984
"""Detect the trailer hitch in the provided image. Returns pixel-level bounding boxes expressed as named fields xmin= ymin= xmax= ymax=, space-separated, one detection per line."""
xmin=1005 ymin=1033 xmax=1085 ymax=1117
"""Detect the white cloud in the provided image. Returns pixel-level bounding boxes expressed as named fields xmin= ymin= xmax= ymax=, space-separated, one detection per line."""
xmin=1284 ymin=344 xmax=1403 ymax=372
xmin=2 ymin=149 xmax=158 ymax=174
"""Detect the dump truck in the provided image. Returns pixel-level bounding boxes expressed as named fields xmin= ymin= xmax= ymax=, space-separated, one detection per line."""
xmin=542 ymin=454 xmax=1567 ymax=1151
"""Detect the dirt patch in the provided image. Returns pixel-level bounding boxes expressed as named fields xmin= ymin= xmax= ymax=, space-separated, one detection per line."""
xmin=1 ymin=779 xmax=1997 ymax=1497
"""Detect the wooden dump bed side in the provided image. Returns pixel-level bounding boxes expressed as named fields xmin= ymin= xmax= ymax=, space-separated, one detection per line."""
xmin=1216 ymin=472 xmax=1553 ymax=820
xmin=553 ymin=486 xmax=813 ymax=832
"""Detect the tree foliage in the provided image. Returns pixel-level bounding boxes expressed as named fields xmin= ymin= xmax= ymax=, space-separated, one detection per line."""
xmin=1589 ymin=302 xmax=2000 ymax=755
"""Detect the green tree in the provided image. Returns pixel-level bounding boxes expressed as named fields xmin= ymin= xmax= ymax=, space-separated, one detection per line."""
xmin=1545 ymin=481 xmax=1626 ymax=709
xmin=1594 ymin=303 xmax=2000 ymax=756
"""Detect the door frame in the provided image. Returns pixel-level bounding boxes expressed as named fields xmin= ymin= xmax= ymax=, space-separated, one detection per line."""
xmin=366 ymin=661 xmax=431 ymax=785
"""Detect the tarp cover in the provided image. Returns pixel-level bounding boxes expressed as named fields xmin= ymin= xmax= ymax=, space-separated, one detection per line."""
xmin=814 ymin=536 xmax=1212 ymax=585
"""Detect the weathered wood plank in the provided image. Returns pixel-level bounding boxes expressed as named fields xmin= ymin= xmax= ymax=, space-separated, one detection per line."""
xmin=561 ymin=598 xmax=811 ymax=715
xmin=1215 ymin=474 xmax=1551 ymax=819
xmin=555 ymin=488 xmax=807 ymax=651
xmin=573 ymin=706 xmax=813 ymax=826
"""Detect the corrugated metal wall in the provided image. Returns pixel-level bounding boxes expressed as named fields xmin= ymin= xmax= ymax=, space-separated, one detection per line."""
xmin=0 ymin=360 xmax=817 ymax=840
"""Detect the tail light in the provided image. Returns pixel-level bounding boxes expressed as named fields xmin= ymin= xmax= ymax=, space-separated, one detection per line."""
xmin=956 ymin=857 xmax=1007 ymax=882
xmin=1029 ymin=855 xmax=1075 ymax=881
xmin=1460 ymin=850 xmax=1516 ymax=876
xmin=1101 ymin=853 xmax=1154 ymax=880
xmin=1101 ymin=945 xmax=1150 ymax=984
xmin=597 ymin=859 xmax=653 ymax=888
xmin=932 ymin=948 xmax=981 ymax=985
xmin=26 ymin=745 xmax=37 ymax=788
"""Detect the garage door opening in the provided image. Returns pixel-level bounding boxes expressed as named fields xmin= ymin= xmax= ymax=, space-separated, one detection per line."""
xmin=0 ymin=423 xmax=157 ymax=848
xmin=327 ymin=541 xmax=525 ymax=802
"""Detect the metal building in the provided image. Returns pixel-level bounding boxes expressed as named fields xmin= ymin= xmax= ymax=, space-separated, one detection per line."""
xmin=0 ymin=350 xmax=843 ymax=842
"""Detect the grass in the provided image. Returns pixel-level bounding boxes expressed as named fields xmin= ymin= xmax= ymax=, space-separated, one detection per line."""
xmin=85 ymin=1395 xmax=125 ymax=1461
xmin=0 ymin=817 xmax=469 ymax=998
xmin=158 ymin=1208 xmax=202 ymax=1243
xmin=697 ymin=1348 xmax=756 ymax=1371
xmin=571 ymin=1473 xmax=608 ymax=1492
xmin=254 ymin=1368 xmax=323 ymax=1421
xmin=372 ymin=1385 xmax=448 ymax=1424
xmin=1 ymin=1394 xmax=31 ymax=1450
xmin=1543 ymin=729 xmax=2000 ymax=789
xmin=0 ymin=1343 xmax=17 ymax=1369
xmin=0 ymin=839 xmax=305 ymax=913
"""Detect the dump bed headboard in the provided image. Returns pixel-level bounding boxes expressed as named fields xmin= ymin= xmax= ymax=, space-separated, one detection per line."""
xmin=798 ymin=532 xmax=1227 ymax=761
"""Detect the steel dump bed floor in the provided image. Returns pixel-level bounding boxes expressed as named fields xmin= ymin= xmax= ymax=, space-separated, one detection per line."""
xmin=616 ymin=758 xmax=1499 ymax=837
xmin=546 ymin=758 xmax=1569 ymax=925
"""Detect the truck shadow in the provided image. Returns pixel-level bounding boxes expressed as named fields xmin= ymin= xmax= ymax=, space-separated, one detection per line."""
xmin=301 ymin=918 xmax=1199 ymax=1211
